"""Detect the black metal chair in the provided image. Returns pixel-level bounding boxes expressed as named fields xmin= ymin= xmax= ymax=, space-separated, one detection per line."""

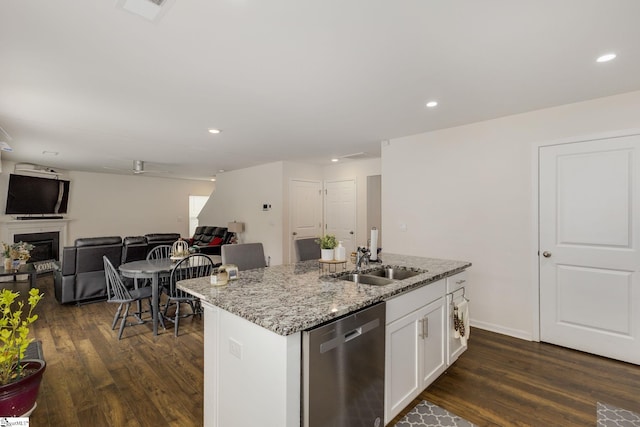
xmin=295 ymin=238 xmax=320 ymax=261
xmin=103 ymin=256 xmax=153 ymax=340
xmin=165 ymin=254 xmax=214 ymax=336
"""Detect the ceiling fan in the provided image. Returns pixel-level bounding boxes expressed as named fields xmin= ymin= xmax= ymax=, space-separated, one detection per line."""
xmin=104 ymin=160 xmax=170 ymax=175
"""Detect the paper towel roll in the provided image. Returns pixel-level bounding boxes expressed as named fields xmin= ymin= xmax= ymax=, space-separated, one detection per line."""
xmin=370 ymin=228 xmax=378 ymax=261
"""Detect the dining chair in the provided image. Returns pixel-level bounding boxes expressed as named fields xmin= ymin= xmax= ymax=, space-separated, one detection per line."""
xmin=221 ymin=243 xmax=267 ymax=271
xmin=146 ymin=244 xmax=172 ymax=261
xmin=145 ymin=244 xmax=173 ymax=292
xmin=165 ymin=253 xmax=214 ymax=336
xmin=103 ymin=256 xmax=153 ymax=340
xmin=294 ymin=238 xmax=320 ymax=261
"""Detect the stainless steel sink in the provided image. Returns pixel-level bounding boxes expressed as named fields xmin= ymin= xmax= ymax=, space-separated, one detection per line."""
xmin=338 ymin=273 xmax=394 ymax=286
xmin=365 ymin=267 xmax=422 ymax=280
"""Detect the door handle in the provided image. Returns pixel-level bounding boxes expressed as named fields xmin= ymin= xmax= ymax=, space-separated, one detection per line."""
xmin=542 ymin=251 xmax=552 ymax=258
xmin=292 ymin=232 xmax=297 ymax=236
xmin=419 ymin=317 xmax=429 ymax=339
xmin=349 ymin=231 xmax=354 ymax=235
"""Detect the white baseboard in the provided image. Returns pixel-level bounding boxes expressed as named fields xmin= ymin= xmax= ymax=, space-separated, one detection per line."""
xmin=470 ymin=319 xmax=534 ymax=342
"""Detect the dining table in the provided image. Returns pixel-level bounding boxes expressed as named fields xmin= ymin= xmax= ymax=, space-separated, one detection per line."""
xmin=119 ymin=258 xmax=173 ymax=336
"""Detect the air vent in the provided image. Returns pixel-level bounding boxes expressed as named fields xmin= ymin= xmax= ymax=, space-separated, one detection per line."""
xmin=340 ymin=152 xmax=372 ymax=160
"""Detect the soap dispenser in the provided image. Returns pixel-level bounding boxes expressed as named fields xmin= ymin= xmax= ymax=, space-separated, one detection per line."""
xmin=335 ymin=241 xmax=346 ymax=261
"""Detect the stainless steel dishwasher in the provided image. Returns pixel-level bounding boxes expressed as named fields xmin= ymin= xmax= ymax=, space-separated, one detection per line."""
xmin=302 ymin=302 xmax=385 ymax=427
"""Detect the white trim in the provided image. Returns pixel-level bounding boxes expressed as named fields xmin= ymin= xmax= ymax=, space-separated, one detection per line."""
xmin=471 ymin=320 xmax=533 ymax=342
xmin=530 ymin=128 xmax=640 ymax=343
xmin=0 ymin=218 xmax=71 ymax=262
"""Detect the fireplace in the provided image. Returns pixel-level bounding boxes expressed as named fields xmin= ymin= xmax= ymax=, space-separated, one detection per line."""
xmin=14 ymin=232 xmax=60 ymax=263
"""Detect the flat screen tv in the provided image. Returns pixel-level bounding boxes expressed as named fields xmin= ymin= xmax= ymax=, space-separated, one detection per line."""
xmin=5 ymin=174 xmax=70 ymax=216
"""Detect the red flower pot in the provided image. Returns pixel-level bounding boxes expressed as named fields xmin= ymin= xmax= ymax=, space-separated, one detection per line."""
xmin=0 ymin=359 xmax=46 ymax=417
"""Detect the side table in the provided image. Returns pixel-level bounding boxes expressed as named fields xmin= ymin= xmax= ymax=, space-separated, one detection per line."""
xmin=0 ymin=263 xmax=38 ymax=289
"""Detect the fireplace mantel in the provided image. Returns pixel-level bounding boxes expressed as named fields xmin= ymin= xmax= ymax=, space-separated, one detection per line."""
xmin=0 ymin=218 xmax=71 ymax=261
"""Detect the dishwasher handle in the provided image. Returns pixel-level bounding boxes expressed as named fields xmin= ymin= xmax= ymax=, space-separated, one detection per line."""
xmin=344 ymin=327 xmax=362 ymax=343
xmin=319 ymin=318 xmax=380 ymax=353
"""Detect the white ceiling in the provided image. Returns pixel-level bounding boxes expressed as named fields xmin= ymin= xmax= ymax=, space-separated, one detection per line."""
xmin=1 ymin=0 xmax=640 ymax=180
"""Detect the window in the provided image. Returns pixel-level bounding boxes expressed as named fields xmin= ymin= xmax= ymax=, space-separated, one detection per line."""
xmin=189 ymin=195 xmax=209 ymax=236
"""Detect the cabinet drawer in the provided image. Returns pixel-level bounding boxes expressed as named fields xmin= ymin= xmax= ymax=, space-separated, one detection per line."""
xmin=386 ymin=279 xmax=445 ymax=324
xmin=446 ymin=270 xmax=467 ymax=293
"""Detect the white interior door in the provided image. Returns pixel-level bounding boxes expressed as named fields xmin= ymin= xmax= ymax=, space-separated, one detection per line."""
xmin=289 ymin=179 xmax=322 ymax=263
xmin=539 ymin=134 xmax=640 ymax=364
xmin=324 ymin=179 xmax=356 ymax=254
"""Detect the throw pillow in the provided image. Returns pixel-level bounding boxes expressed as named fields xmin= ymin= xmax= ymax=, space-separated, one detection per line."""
xmin=208 ymin=237 xmax=224 ymax=246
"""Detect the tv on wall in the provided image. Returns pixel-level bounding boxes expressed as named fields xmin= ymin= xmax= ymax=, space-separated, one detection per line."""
xmin=5 ymin=174 xmax=70 ymax=216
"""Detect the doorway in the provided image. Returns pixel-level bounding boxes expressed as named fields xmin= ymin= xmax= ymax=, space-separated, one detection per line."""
xmin=289 ymin=179 xmax=322 ymax=263
xmin=324 ymin=179 xmax=357 ymax=254
xmin=538 ymin=133 xmax=640 ymax=364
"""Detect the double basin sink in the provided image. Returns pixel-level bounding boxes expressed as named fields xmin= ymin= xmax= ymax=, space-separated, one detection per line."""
xmin=338 ymin=266 xmax=423 ymax=286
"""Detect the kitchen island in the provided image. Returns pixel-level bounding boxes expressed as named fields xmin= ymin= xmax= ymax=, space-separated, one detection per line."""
xmin=177 ymin=253 xmax=471 ymax=427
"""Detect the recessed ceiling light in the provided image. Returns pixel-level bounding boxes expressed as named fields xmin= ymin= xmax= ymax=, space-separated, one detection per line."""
xmin=596 ymin=53 xmax=616 ymax=63
xmin=208 ymin=128 xmax=221 ymax=134
xmin=210 ymin=178 xmax=216 ymax=182
xmin=331 ymin=158 xmax=339 ymax=162
xmin=426 ymin=101 xmax=438 ymax=108
xmin=218 ymin=169 xmax=225 ymax=173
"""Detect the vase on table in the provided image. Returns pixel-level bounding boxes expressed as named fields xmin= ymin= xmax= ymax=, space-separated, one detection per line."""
xmin=321 ymin=249 xmax=334 ymax=261
xmin=3 ymin=259 xmax=12 ymax=271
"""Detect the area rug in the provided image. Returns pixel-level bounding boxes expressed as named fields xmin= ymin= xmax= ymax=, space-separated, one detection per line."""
xmin=597 ymin=402 xmax=640 ymax=427
xmin=394 ymin=401 xmax=476 ymax=427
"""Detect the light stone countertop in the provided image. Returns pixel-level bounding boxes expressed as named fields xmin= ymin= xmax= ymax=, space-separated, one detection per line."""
xmin=177 ymin=252 xmax=471 ymax=336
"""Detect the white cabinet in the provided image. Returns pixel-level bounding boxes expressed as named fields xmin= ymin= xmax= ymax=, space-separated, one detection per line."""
xmin=384 ymin=279 xmax=446 ymax=424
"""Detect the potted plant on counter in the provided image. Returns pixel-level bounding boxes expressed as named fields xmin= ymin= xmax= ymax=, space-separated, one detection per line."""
xmin=0 ymin=288 xmax=46 ymax=417
xmin=316 ymin=234 xmax=337 ymax=261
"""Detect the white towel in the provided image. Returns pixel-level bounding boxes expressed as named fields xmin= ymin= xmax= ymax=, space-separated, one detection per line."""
xmin=453 ymin=298 xmax=470 ymax=346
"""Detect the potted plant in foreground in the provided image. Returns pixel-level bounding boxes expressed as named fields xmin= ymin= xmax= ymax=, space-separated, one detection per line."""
xmin=316 ymin=234 xmax=338 ymax=261
xmin=0 ymin=288 xmax=46 ymax=417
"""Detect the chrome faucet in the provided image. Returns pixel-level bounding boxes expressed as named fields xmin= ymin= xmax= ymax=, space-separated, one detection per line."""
xmin=355 ymin=247 xmax=370 ymax=273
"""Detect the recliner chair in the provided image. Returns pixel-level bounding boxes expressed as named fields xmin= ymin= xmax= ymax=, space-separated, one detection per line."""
xmin=122 ymin=236 xmax=148 ymax=263
xmin=54 ymin=236 xmax=123 ymax=304
xmin=144 ymin=233 xmax=181 ymax=252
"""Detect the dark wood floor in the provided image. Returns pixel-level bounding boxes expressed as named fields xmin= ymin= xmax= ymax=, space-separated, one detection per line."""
xmin=23 ymin=274 xmax=204 ymax=427
xmin=12 ymin=274 xmax=640 ymax=426
xmin=389 ymin=328 xmax=640 ymax=426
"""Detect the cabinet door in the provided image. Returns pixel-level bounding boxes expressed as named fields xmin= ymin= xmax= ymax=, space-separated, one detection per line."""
xmin=419 ymin=298 xmax=446 ymax=389
xmin=385 ymin=310 xmax=421 ymax=424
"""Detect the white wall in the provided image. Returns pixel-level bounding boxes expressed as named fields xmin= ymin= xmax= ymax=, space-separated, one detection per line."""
xmin=0 ymin=162 xmax=214 ymax=242
xmin=197 ymin=158 xmax=380 ymax=266
xmin=383 ymin=90 xmax=640 ymax=340
xmin=198 ymin=161 xmax=285 ymax=266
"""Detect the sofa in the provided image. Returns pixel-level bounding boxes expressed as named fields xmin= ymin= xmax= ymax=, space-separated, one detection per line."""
xmin=145 ymin=233 xmax=182 ymax=251
xmin=188 ymin=226 xmax=235 ymax=256
xmin=54 ymin=232 xmax=182 ymax=304
xmin=54 ymin=236 xmax=123 ymax=304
